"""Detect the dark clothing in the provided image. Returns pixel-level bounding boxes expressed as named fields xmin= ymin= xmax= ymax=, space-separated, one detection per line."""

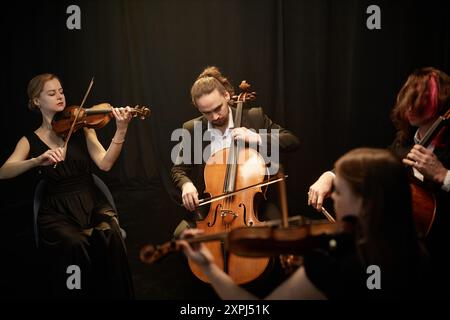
xmin=303 ymin=228 xmax=367 ymax=299
xmin=389 ymin=128 xmax=450 ymax=297
xmin=389 ymin=129 xmax=450 ymax=250
xmin=26 ymin=131 xmax=134 ymax=299
xmin=303 ymin=217 xmax=430 ymax=299
xmin=171 ymin=107 xmax=300 ymax=195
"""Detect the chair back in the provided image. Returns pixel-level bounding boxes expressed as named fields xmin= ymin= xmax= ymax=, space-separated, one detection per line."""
xmin=33 ymin=174 xmax=120 ymax=247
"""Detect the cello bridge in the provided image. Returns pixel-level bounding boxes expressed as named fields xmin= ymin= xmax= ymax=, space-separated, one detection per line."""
xmin=220 ymin=209 xmax=238 ymax=225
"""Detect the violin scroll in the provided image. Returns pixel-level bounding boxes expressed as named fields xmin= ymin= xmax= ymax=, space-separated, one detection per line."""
xmin=140 ymin=241 xmax=179 ymax=265
xmin=131 ymin=105 xmax=151 ymax=120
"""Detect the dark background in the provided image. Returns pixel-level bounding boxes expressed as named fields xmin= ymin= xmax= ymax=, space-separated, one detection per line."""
xmin=0 ymin=0 xmax=448 ymax=299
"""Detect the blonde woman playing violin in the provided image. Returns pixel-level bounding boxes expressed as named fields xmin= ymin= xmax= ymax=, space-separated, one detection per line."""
xmin=0 ymin=74 xmax=134 ymax=299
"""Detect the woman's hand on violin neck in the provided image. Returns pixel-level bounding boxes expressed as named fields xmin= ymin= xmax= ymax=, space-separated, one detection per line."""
xmin=112 ymin=106 xmax=132 ymax=131
xmin=179 ymin=229 xmax=214 ymax=268
xmin=182 ymin=182 xmax=199 ymax=211
xmin=37 ymin=147 xmax=66 ymax=166
xmin=231 ymin=127 xmax=262 ymax=145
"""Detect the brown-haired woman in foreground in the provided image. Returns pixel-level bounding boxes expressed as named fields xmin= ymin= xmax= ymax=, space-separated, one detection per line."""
xmin=181 ymin=148 xmax=429 ymax=299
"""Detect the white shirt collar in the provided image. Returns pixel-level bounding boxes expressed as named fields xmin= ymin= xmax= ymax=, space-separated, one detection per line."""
xmin=413 ymin=129 xmax=421 ymax=144
xmin=414 ymin=128 xmax=435 ymax=150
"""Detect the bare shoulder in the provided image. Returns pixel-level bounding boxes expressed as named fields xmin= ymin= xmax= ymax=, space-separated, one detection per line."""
xmin=16 ymin=136 xmax=31 ymax=152
xmin=5 ymin=136 xmax=31 ymax=162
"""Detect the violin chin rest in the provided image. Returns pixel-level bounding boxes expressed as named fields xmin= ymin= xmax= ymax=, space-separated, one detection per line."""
xmin=173 ymin=220 xmax=192 ymax=239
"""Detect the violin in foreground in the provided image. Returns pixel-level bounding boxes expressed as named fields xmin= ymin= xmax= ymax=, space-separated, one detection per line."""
xmin=139 ymin=218 xmax=354 ymax=265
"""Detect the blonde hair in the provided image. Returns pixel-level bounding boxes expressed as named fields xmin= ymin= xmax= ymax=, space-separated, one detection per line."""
xmin=27 ymin=73 xmax=60 ymax=111
xmin=190 ymin=66 xmax=234 ymax=107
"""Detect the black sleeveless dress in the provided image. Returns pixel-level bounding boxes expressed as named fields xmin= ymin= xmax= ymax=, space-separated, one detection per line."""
xmin=26 ymin=130 xmax=134 ymax=299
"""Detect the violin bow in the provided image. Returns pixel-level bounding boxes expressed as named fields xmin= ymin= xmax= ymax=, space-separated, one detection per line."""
xmin=321 ymin=207 xmax=336 ymax=223
xmin=63 ymin=77 xmax=95 ymax=149
xmin=184 ymin=175 xmax=288 ymax=208
xmin=53 ymin=77 xmax=94 ymax=168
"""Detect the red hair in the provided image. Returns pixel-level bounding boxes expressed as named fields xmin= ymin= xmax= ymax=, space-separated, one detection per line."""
xmin=391 ymin=67 xmax=450 ymax=143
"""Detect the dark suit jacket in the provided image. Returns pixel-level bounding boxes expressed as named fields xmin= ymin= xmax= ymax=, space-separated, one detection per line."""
xmin=171 ymin=107 xmax=300 ymax=194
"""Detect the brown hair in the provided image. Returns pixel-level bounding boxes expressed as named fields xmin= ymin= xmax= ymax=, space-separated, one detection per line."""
xmin=335 ymin=148 xmax=423 ymax=293
xmin=391 ymin=67 xmax=450 ymax=143
xmin=190 ymin=66 xmax=234 ymax=107
xmin=27 ymin=73 xmax=60 ymax=112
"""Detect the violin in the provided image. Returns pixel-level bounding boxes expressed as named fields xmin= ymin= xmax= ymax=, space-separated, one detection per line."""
xmin=52 ymin=103 xmax=151 ymax=138
xmin=139 ymin=218 xmax=354 ymax=265
xmin=141 ymin=169 xmax=355 ymax=268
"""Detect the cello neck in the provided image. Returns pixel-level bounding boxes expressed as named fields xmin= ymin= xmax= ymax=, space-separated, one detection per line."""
xmin=419 ymin=116 xmax=445 ymax=147
xmin=234 ymin=99 xmax=243 ymax=128
xmin=223 ymin=80 xmax=256 ymax=194
xmin=419 ymin=108 xmax=450 ymax=146
xmin=224 ymin=100 xmax=243 ymax=193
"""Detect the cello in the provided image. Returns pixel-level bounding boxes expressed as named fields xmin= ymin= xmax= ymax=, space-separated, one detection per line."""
xmin=188 ymin=81 xmax=270 ymax=284
xmin=409 ymin=108 xmax=450 ymax=236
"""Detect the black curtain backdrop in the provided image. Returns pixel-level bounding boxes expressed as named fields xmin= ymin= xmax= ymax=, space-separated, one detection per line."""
xmin=0 ymin=0 xmax=448 ymax=299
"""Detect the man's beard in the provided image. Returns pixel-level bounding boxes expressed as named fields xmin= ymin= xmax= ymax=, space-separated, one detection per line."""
xmin=212 ymin=117 xmax=227 ymax=127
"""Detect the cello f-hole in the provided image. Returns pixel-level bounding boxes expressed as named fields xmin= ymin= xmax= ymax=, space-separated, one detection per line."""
xmin=239 ymin=203 xmax=252 ymax=226
xmin=207 ymin=204 xmax=221 ymax=227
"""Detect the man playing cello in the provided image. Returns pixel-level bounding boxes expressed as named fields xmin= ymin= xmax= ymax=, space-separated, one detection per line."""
xmin=171 ymin=66 xmax=300 ymax=284
xmin=172 ymin=66 xmax=300 ymax=214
